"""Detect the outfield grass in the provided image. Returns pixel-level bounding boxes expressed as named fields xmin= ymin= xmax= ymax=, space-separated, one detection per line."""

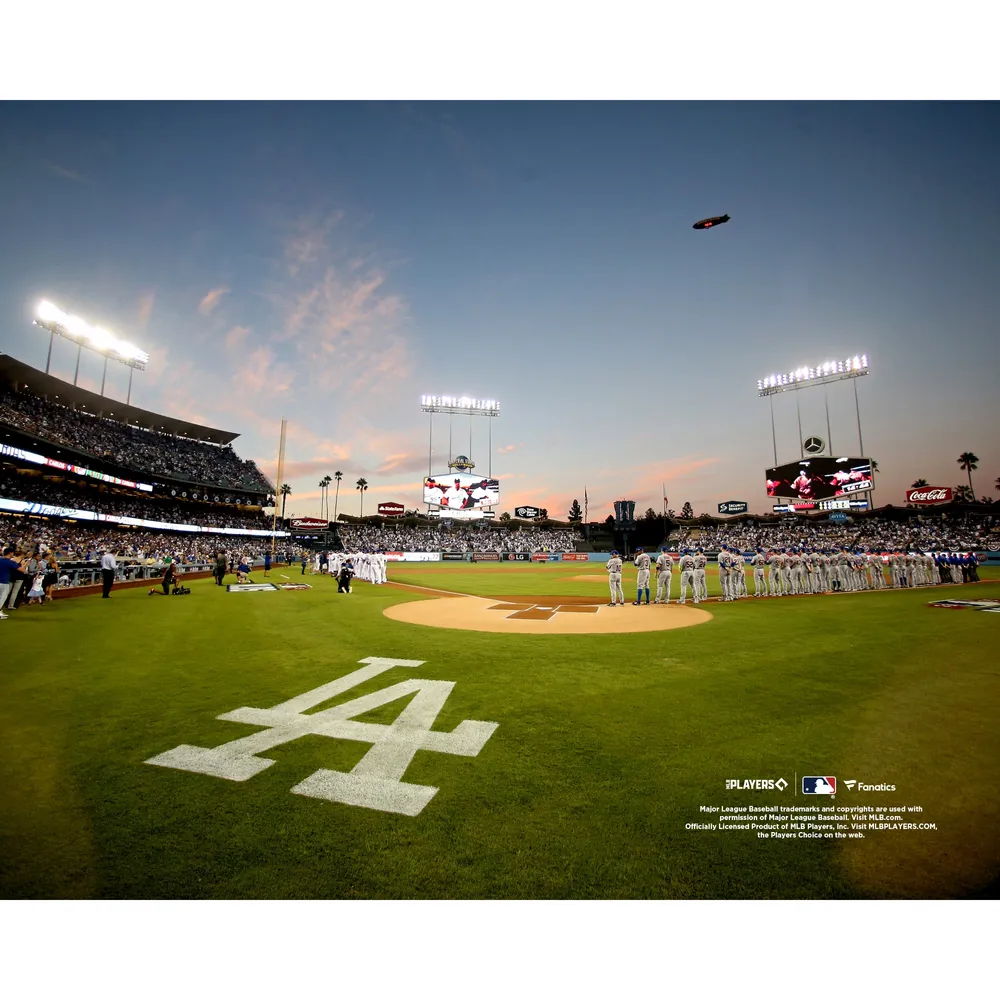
xmin=1 ymin=563 xmax=998 ymax=900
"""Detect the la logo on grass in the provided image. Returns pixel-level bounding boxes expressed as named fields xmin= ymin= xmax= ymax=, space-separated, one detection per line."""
xmin=146 ymin=657 xmax=498 ymax=816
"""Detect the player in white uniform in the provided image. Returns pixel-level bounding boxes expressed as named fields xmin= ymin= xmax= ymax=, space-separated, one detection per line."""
xmin=606 ymin=551 xmax=624 ymax=605
xmin=734 ymin=551 xmax=748 ymax=598
xmin=678 ymin=550 xmax=699 ymax=604
xmin=751 ymin=548 xmax=767 ymax=596
xmin=694 ymin=549 xmax=709 ymax=602
xmin=633 ymin=547 xmax=651 ymax=605
xmin=654 ymin=547 xmax=674 ymax=604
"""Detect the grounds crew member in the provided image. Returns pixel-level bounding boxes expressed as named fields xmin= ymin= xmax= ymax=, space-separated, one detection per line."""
xmin=606 ymin=550 xmax=624 ymax=606
xmin=633 ymin=547 xmax=651 ymax=605
xmin=654 ymin=546 xmax=673 ymax=604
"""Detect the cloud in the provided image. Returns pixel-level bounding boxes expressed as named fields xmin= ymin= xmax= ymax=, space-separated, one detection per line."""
xmin=497 ymin=443 xmax=521 ymax=454
xmin=232 ymin=346 xmax=294 ymax=395
xmin=44 ymin=162 xmax=91 ymax=184
xmin=265 ymin=211 xmax=412 ymax=398
xmin=377 ymin=451 xmax=428 ymax=475
xmin=137 ymin=292 xmax=155 ymax=328
xmin=198 ymin=286 xmax=229 ymax=316
xmin=225 ymin=325 xmax=250 ymax=351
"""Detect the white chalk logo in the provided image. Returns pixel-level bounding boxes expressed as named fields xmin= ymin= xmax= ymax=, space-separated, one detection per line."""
xmin=145 ymin=657 xmax=499 ymax=816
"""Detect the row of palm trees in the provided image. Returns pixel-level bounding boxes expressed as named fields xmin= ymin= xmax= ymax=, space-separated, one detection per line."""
xmin=277 ymin=472 xmax=372 ymax=521
xmin=907 ymin=452 xmax=998 ymax=503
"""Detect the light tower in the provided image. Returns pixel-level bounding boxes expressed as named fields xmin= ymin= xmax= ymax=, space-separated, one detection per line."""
xmin=32 ymin=299 xmax=149 ymax=404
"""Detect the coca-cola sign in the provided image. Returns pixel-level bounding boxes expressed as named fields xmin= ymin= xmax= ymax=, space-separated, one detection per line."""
xmin=906 ymin=487 xmax=953 ymax=505
xmin=377 ymin=502 xmax=405 ymax=517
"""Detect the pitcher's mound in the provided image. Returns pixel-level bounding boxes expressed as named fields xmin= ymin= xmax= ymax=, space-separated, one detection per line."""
xmin=384 ymin=595 xmax=712 ymax=634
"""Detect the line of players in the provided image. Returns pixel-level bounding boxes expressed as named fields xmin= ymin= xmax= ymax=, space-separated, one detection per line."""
xmin=312 ymin=550 xmax=389 ymax=587
xmin=608 ymin=546 xmax=978 ymax=605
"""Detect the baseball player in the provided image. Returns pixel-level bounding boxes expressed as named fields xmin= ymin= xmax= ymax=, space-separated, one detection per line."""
xmin=733 ymin=550 xmax=748 ymax=598
xmin=678 ymin=550 xmax=699 ymax=604
xmin=694 ymin=548 xmax=708 ymax=602
xmin=633 ymin=547 xmax=651 ymax=605
xmin=767 ymin=548 xmax=783 ymax=596
xmin=717 ymin=545 xmax=732 ymax=601
xmin=751 ymin=548 xmax=767 ymax=596
xmin=607 ymin=550 xmax=624 ymax=606
xmin=654 ymin=546 xmax=674 ymax=603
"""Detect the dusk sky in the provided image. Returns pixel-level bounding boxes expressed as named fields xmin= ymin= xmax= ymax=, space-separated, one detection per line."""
xmin=1 ymin=101 xmax=998 ymax=520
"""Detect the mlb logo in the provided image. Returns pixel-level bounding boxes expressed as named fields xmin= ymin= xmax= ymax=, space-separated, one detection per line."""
xmin=802 ymin=776 xmax=836 ymax=795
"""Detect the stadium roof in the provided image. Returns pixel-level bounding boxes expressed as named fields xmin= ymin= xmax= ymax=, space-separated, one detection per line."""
xmin=0 ymin=354 xmax=240 ymax=445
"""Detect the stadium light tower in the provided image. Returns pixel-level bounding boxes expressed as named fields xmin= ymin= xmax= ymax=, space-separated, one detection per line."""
xmin=756 ymin=354 xmax=869 ymax=463
xmin=33 ymin=299 xmax=150 ymax=404
xmin=420 ymin=395 xmax=501 ymax=478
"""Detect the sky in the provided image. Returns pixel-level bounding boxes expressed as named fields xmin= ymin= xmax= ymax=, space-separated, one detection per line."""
xmin=1 ymin=101 xmax=998 ymax=521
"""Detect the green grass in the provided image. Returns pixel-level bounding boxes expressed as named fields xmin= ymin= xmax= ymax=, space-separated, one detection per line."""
xmin=1 ymin=564 xmax=998 ymax=899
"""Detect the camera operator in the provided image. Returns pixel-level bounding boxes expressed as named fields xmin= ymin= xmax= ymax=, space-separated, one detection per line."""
xmin=149 ymin=560 xmax=180 ymax=596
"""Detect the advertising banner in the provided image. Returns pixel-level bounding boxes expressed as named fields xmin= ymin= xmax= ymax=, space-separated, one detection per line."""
xmin=514 ymin=505 xmax=546 ymax=520
xmin=561 ymin=553 xmax=589 ymax=561
xmin=442 ymin=552 xmax=466 ymax=561
xmin=906 ymin=487 xmax=953 ymax=505
xmin=289 ymin=517 xmax=328 ymax=530
xmin=718 ymin=501 xmax=749 ymax=515
xmin=472 ymin=552 xmax=500 ymax=561
xmin=504 ymin=552 xmax=530 ymax=561
xmin=0 ymin=442 xmax=154 ymax=491
xmin=377 ymin=502 xmax=405 ymax=516
xmin=398 ymin=552 xmax=441 ymax=562
xmin=0 ymin=496 xmax=289 ymax=536
xmin=531 ymin=553 xmax=549 ymax=562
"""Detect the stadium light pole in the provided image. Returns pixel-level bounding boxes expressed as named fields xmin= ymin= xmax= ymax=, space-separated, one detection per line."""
xmin=32 ymin=299 xmax=149 ymax=403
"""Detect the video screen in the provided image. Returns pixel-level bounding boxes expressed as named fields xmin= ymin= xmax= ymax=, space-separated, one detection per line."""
xmin=424 ymin=473 xmax=500 ymax=510
xmin=765 ymin=457 xmax=873 ymax=501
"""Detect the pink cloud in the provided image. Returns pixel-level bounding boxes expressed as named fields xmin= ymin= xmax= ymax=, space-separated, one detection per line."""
xmin=198 ymin=286 xmax=229 ymax=316
xmin=497 ymin=443 xmax=521 ymax=454
xmin=137 ymin=292 xmax=155 ymax=328
xmin=232 ymin=347 xmax=294 ymax=395
xmin=377 ymin=451 xmax=428 ymax=475
xmin=225 ymin=325 xmax=250 ymax=351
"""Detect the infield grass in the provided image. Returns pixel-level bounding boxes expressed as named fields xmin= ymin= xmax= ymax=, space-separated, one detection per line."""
xmin=1 ymin=563 xmax=998 ymax=900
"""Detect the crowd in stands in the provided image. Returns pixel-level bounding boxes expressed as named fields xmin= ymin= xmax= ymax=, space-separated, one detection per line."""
xmin=0 ymin=386 xmax=272 ymax=493
xmin=674 ymin=514 xmax=997 ymax=554
xmin=336 ymin=523 xmax=578 ymax=553
xmin=1 ymin=470 xmax=271 ymax=530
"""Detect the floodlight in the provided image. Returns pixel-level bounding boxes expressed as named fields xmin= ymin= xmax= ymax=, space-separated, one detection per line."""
xmin=756 ymin=354 xmax=869 ymax=394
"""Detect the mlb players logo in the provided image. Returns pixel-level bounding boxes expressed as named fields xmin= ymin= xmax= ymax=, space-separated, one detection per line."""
xmin=802 ymin=776 xmax=836 ymax=794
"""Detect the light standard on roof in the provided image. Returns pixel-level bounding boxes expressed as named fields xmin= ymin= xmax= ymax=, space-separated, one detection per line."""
xmin=32 ymin=299 xmax=150 ymax=404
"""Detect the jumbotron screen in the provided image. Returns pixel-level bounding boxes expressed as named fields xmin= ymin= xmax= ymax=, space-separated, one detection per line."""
xmin=423 ymin=473 xmax=500 ymax=511
xmin=766 ymin=457 xmax=873 ymax=501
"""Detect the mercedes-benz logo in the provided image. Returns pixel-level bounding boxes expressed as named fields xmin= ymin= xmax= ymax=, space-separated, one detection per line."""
xmin=804 ymin=436 xmax=825 ymax=454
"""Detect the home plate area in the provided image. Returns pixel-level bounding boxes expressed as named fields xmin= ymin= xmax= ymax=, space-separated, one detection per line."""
xmin=383 ymin=593 xmax=712 ymax=634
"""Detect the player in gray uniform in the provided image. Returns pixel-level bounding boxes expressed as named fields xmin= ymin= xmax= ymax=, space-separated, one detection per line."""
xmin=654 ymin=547 xmax=674 ymax=604
xmin=767 ymin=549 xmax=783 ymax=596
xmin=751 ymin=548 xmax=767 ymax=596
xmin=717 ymin=546 xmax=732 ymax=601
xmin=694 ymin=548 xmax=709 ymax=602
xmin=868 ymin=551 xmax=885 ymax=588
xmin=607 ymin=550 xmax=625 ymax=606
xmin=733 ymin=550 xmax=748 ymax=598
xmin=678 ymin=550 xmax=699 ymax=604
xmin=633 ymin=547 xmax=651 ymax=605
xmin=786 ymin=549 xmax=802 ymax=595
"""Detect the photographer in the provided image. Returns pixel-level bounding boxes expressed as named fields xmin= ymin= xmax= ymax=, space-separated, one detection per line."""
xmin=148 ymin=561 xmax=185 ymax=596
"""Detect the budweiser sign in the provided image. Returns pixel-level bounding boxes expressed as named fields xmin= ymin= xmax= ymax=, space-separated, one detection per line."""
xmin=289 ymin=517 xmax=328 ymax=529
xmin=377 ymin=502 xmax=405 ymax=517
xmin=906 ymin=487 xmax=953 ymax=505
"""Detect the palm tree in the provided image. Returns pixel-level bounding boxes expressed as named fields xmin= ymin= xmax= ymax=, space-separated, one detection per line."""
xmin=953 ymin=484 xmax=974 ymax=503
xmin=957 ymin=452 xmax=979 ymax=495
xmin=333 ymin=470 xmax=343 ymax=521
xmin=356 ymin=477 xmax=369 ymax=517
xmin=910 ymin=478 xmax=928 ymax=488
xmin=870 ymin=459 xmax=880 ymax=477
xmin=279 ymin=483 xmax=292 ymax=519
xmin=319 ymin=474 xmax=332 ymax=520
xmin=995 ymin=476 xmax=1000 ymax=494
